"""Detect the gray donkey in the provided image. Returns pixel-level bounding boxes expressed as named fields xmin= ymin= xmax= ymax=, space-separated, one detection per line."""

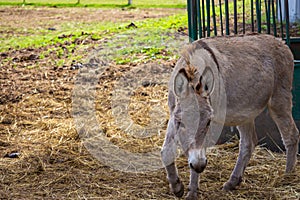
xmin=161 ymin=34 xmax=299 ymax=199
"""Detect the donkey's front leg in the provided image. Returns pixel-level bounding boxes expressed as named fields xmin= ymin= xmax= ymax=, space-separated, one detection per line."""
xmin=162 ymin=145 xmax=184 ymax=197
xmin=161 ymin=118 xmax=184 ymax=197
xmin=164 ymin=163 xmax=184 ymax=197
xmin=186 ymin=169 xmax=199 ymax=200
xmin=223 ymin=121 xmax=257 ymax=191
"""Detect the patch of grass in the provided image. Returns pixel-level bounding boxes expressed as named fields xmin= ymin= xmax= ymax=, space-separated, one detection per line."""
xmin=1 ymin=11 xmax=188 ymax=64
xmin=39 ymin=53 xmax=45 ymax=59
xmin=55 ymin=59 xmax=65 ymax=67
xmin=91 ymin=34 xmax=102 ymax=41
xmin=26 ymin=65 xmax=36 ymax=69
xmin=96 ymin=14 xmax=188 ymax=64
xmin=0 ymin=20 xmax=122 ymax=52
xmin=1 ymin=10 xmax=185 ymax=53
xmin=0 ymin=0 xmax=186 ymax=8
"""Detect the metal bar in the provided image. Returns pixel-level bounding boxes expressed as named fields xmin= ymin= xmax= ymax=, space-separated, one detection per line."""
xmin=187 ymin=0 xmax=193 ymax=41
xmin=264 ymin=0 xmax=270 ymax=34
xmin=243 ymin=0 xmax=245 ymax=34
xmin=187 ymin=0 xmax=198 ymax=42
xmin=197 ymin=0 xmax=203 ymax=38
xmin=206 ymin=0 xmax=211 ymax=37
xmin=271 ymin=0 xmax=277 ymax=36
xmin=233 ymin=0 xmax=238 ymax=34
xmin=187 ymin=0 xmax=192 ymax=41
xmin=285 ymin=0 xmax=290 ymax=46
xmin=268 ymin=0 xmax=272 ymax=30
xmin=219 ymin=0 xmax=224 ymax=35
xmin=193 ymin=0 xmax=198 ymax=41
xmin=202 ymin=0 xmax=206 ymax=37
xmin=268 ymin=0 xmax=271 ymax=34
xmin=264 ymin=0 xmax=268 ymax=33
xmin=225 ymin=0 xmax=230 ymax=35
xmin=256 ymin=0 xmax=261 ymax=33
xmin=278 ymin=0 xmax=284 ymax=39
xmin=251 ymin=0 xmax=254 ymax=32
xmin=212 ymin=0 xmax=217 ymax=36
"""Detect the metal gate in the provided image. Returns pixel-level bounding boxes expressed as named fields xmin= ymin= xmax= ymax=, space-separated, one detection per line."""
xmin=186 ymin=0 xmax=300 ymax=152
xmin=187 ymin=0 xmax=290 ymax=41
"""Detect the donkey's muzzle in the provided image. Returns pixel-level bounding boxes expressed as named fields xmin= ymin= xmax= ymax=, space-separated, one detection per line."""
xmin=189 ymin=159 xmax=207 ymax=173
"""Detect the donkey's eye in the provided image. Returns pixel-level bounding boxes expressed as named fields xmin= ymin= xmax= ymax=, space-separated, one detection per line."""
xmin=206 ymin=120 xmax=211 ymax=127
xmin=179 ymin=122 xmax=185 ymax=129
xmin=204 ymin=84 xmax=209 ymax=91
xmin=195 ymin=83 xmax=201 ymax=91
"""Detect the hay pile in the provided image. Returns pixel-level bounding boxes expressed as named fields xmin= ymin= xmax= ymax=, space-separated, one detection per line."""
xmin=0 ymin=58 xmax=299 ymax=199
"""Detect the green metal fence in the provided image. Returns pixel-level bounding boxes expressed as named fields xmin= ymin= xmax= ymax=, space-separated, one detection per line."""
xmin=187 ymin=0 xmax=290 ymax=42
xmin=187 ymin=0 xmax=300 ymax=121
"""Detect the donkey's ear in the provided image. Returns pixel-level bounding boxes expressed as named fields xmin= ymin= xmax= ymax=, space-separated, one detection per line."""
xmin=174 ymin=69 xmax=189 ymax=97
xmin=200 ymin=67 xmax=214 ymax=97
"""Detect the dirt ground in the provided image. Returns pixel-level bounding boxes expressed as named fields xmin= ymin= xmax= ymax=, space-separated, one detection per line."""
xmin=0 ymin=6 xmax=183 ymax=28
xmin=0 ymin=6 xmax=299 ymax=200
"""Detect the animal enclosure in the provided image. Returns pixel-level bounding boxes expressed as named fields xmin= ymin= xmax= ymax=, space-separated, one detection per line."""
xmin=0 ymin=3 xmax=299 ymax=200
xmin=186 ymin=0 xmax=300 ymax=152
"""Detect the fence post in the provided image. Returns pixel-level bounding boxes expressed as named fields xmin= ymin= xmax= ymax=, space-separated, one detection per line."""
xmin=285 ymin=0 xmax=290 ymax=46
xmin=225 ymin=0 xmax=230 ymax=35
xmin=187 ymin=0 xmax=198 ymax=42
xmin=206 ymin=0 xmax=210 ymax=37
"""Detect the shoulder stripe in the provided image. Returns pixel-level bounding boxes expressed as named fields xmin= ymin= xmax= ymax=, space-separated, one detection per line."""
xmin=195 ymin=40 xmax=220 ymax=71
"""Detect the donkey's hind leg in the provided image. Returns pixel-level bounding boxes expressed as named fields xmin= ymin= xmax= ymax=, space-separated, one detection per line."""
xmin=268 ymin=91 xmax=299 ymax=172
xmin=223 ymin=120 xmax=258 ymax=191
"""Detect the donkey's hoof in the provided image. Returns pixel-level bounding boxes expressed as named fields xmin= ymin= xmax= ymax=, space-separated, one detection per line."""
xmin=222 ymin=181 xmax=235 ymax=191
xmin=185 ymin=191 xmax=198 ymax=200
xmin=222 ymin=176 xmax=242 ymax=191
xmin=285 ymin=162 xmax=297 ymax=173
xmin=285 ymin=149 xmax=298 ymax=173
xmin=171 ymin=180 xmax=184 ymax=198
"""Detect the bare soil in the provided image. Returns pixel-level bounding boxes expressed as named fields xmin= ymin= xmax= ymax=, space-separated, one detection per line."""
xmin=0 ymin=6 xmax=182 ymax=29
xmin=0 ymin=6 xmax=299 ymax=200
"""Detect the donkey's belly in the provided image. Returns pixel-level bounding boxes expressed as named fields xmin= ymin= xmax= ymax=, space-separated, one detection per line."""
xmin=222 ymin=65 xmax=274 ymax=126
xmin=224 ymin=88 xmax=272 ymax=126
xmin=224 ymin=107 xmax=266 ymax=126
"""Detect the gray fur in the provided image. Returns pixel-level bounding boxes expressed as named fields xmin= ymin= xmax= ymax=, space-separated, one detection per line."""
xmin=161 ymin=34 xmax=300 ymax=199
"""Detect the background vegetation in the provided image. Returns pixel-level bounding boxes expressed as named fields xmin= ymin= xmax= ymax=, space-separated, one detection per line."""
xmin=0 ymin=0 xmax=186 ymax=8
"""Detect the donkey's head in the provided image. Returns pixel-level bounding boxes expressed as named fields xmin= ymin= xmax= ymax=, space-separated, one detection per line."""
xmin=173 ymin=64 xmax=215 ymax=173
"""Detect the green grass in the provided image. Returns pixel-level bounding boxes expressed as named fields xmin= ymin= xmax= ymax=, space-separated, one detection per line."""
xmin=0 ymin=18 xmax=128 ymax=52
xmin=0 ymin=7 xmax=188 ymax=65
xmin=90 ymin=14 xmax=188 ymax=64
xmin=0 ymin=0 xmax=265 ymax=65
xmin=0 ymin=0 xmax=185 ymax=4
xmin=0 ymin=0 xmax=186 ymax=8
xmin=0 ymin=0 xmax=258 ymax=66
xmin=2 ymin=0 xmax=265 ymax=65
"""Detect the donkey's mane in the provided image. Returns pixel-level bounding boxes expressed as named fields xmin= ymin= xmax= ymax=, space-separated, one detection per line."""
xmin=181 ymin=44 xmax=198 ymax=81
xmin=185 ymin=65 xmax=197 ymax=81
xmin=181 ymin=39 xmax=220 ymax=73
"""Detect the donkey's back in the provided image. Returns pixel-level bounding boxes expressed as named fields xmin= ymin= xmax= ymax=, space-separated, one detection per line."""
xmin=202 ymin=34 xmax=294 ymax=126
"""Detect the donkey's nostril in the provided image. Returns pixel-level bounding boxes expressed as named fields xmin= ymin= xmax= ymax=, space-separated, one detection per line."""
xmin=189 ymin=163 xmax=194 ymax=170
xmin=189 ymin=160 xmax=207 ymax=173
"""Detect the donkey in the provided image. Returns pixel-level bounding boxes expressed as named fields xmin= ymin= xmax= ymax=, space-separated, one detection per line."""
xmin=161 ymin=34 xmax=299 ymax=199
